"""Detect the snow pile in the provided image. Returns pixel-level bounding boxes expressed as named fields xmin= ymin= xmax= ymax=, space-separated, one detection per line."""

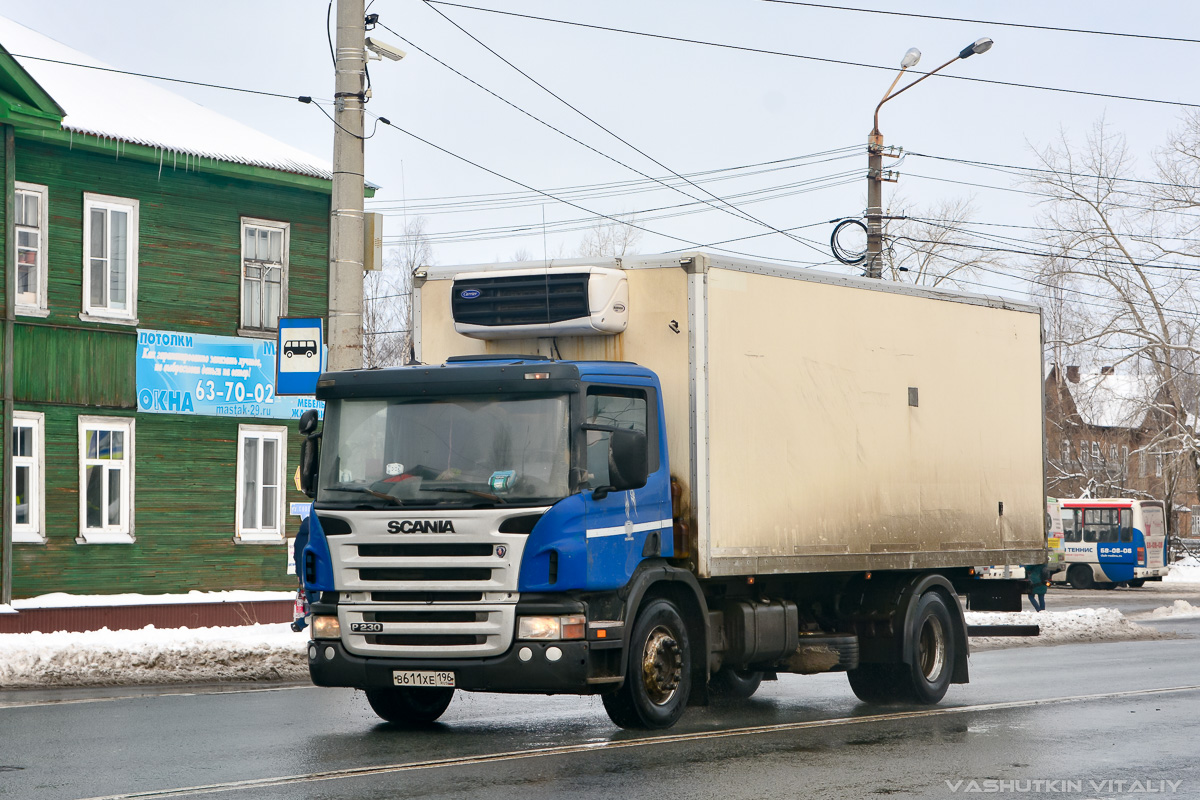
xmin=966 ymin=607 xmax=1172 ymax=651
xmin=1143 ymin=600 xmax=1200 ymax=620
xmin=0 ymin=623 xmax=306 ymax=689
xmin=12 ymin=589 xmax=294 ymax=609
xmin=1164 ymin=556 xmax=1200 ymax=584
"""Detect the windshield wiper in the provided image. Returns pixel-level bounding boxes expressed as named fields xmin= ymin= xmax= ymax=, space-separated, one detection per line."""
xmin=325 ymin=485 xmax=407 ymax=506
xmin=421 ymin=487 xmax=508 ymax=504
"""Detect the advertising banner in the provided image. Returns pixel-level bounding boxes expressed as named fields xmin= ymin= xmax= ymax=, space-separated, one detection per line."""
xmin=136 ymin=329 xmax=323 ymax=420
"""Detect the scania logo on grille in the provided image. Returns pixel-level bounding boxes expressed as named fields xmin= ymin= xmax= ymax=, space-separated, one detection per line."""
xmin=387 ymin=520 xmax=457 ymax=534
xmin=495 ymin=545 xmax=507 ymax=558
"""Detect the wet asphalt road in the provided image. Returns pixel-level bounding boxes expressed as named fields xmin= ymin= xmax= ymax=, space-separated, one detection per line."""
xmin=2 ymin=586 xmax=1199 ymax=800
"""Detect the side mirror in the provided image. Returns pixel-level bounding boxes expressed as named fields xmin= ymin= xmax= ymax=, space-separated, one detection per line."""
xmin=300 ymin=436 xmax=320 ymax=499
xmin=298 ymin=409 xmax=321 ymax=499
xmin=298 ymin=408 xmax=319 ymax=436
xmin=608 ymin=428 xmax=648 ymax=493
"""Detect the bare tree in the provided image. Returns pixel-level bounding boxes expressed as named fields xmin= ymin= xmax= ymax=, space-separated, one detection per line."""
xmin=363 ymin=216 xmax=432 ymax=368
xmin=1030 ymin=118 xmax=1200 ymax=529
xmin=882 ymin=196 xmax=999 ymax=288
xmin=577 ymin=212 xmax=642 ymax=258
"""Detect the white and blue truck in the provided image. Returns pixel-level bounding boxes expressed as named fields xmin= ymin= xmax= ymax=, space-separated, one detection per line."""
xmin=295 ymin=252 xmax=1046 ymax=729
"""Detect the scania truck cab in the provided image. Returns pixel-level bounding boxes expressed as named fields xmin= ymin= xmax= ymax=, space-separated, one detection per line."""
xmin=296 ymin=254 xmax=1047 ymax=729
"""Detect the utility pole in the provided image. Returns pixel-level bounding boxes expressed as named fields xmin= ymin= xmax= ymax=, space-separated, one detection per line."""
xmin=864 ymin=132 xmax=885 ymax=280
xmin=328 ymin=0 xmax=366 ymax=371
xmin=862 ymin=39 xmax=993 ymax=279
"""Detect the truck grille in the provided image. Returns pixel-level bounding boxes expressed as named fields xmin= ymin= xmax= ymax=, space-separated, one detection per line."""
xmin=330 ymin=522 xmax=532 ymax=658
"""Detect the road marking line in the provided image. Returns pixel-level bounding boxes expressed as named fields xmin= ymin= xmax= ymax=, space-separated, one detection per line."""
xmin=72 ymin=683 xmax=1200 ymax=800
xmin=0 ymin=684 xmax=310 ymax=711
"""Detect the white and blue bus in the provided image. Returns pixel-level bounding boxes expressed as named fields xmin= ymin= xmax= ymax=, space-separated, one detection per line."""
xmin=1051 ymin=498 xmax=1170 ymax=589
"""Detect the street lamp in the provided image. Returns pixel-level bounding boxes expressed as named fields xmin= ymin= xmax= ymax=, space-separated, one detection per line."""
xmin=863 ymin=38 xmax=994 ymax=279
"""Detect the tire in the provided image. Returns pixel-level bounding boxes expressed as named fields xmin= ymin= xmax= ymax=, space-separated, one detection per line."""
xmin=710 ymin=667 xmax=764 ymax=699
xmin=847 ymin=663 xmax=908 ymax=703
xmin=602 ymin=598 xmax=692 ymax=729
xmin=847 ymin=590 xmax=955 ymax=706
xmin=905 ymin=591 xmax=955 ymax=704
xmin=365 ymin=686 xmax=454 ymax=724
xmin=1068 ymin=564 xmax=1094 ymax=590
xmin=1128 ymin=578 xmax=1146 ymax=588
xmin=285 ymin=351 xmax=293 ymax=358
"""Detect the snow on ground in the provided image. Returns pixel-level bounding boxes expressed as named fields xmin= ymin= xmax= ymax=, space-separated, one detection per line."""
xmin=0 ymin=623 xmax=307 ymax=689
xmin=1140 ymin=600 xmax=1200 ymax=620
xmin=9 ymin=590 xmax=294 ymax=610
xmin=965 ymin=607 xmax=1174 ymax=651
xmin=1164 ymin=556 xmax=1200 ymax=584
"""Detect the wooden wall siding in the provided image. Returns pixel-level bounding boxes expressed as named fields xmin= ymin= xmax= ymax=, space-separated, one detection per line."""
xmin=11 ymin=405 xmax=307 ymax=598
xmin=2 ymin=136 xmax=330 ymax=599
xmin=15 ymin=324 xmax=135 ymax=407
xmin=14 ymin=139 xmax=330 ymax=333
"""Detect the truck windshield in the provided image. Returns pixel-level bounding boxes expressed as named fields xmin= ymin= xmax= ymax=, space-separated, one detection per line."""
xmin=316 ymin=394 xmax=571 ymax=508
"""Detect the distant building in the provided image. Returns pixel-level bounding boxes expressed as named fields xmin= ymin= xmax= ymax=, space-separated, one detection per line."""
xmin=0 ymin=18 xmax=349 ymax=599
xmin=1044 ymin=364 xmax=1196 ymax=534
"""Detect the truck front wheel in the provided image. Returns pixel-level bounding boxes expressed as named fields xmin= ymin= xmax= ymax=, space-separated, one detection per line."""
xmin=602 ymin=598 xmax=692 ymax=729
xmin=365 ymin=686 xmax=455 ymax=725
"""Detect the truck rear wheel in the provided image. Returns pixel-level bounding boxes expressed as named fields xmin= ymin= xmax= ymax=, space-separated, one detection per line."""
xmin=710 ymin=667 xmax=764 ymax=699
xmin=602 ymin=597 xmax=692 ymax=729
xmin=365 ymin=686 xmax=454 ymax=725
xmin=1127 ymin=578 xmax=1146 ymax=588
xmin=847 ymin=590 xmax=955 ymax=705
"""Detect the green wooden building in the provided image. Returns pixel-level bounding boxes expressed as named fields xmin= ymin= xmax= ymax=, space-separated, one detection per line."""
xmin=0 ymin=18 xmax=339 ymax=600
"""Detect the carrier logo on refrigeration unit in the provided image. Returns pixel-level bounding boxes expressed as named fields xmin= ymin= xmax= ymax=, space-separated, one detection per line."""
xmin=459 ymin=288 xmax=481 ymax=299
xmin=387 ymin=519 xmax=457 ymax=534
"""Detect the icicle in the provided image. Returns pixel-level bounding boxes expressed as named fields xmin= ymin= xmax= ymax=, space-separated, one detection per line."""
xmin=158 ymin=147 xmax=163 ymax=181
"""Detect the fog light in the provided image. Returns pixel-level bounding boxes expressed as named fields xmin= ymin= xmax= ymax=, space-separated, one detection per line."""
xmin=312 ymin=615 xmax=341 ymax=639
xmin=546 ymin=646 xmax=562 ymax=662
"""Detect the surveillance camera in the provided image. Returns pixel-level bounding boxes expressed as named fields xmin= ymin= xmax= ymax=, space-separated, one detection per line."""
xmin=365 ymin=37 xmax=406 ymax=62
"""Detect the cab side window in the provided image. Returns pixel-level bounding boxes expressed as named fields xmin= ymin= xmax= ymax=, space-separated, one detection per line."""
xmin=585 ymin=390 xmax=647 ymax=489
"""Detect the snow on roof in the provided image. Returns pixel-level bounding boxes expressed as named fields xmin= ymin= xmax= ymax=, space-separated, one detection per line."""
xmin=0 ymin=16 xmax=332 ymax=181
xmin=1068 ymin=371 xmax=1157 ymax=429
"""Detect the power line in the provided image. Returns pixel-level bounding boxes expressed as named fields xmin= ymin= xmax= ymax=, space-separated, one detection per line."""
xmin=909 ymin=151 xmax=1200 ymax=192
xmin=374 ymin=118 xmax=832 ymax=265
xmin=10 ymin=53 xmax=306 ymax=100
xmin=367 ymin=149 xmax=863 ymax=215
xmin=757 ymin=1 xmax=1200 ymax=46
xmin=411 ymin=9 xmax=833 ymax=257
xmin=425 ymin=2 xmax=1200 ymax=111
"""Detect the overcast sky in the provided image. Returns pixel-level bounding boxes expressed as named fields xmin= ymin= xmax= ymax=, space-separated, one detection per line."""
xmin=2 ymin=1 xmax=1198 ymax=299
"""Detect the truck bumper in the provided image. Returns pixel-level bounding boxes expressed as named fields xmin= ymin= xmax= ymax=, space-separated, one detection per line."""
xmin=1134 ymin=566 xmax=1169 ymax=579
xmin=307 ymin=638 xmax=596 ymax=694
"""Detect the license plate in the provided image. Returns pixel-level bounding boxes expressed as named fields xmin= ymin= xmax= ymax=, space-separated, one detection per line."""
xmin=393 ymin=670 xmax=455 ymax=688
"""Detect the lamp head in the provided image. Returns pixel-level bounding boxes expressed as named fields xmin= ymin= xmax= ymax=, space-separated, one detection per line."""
xmin=959 ymin=37 xmax=994 ymax=59
xmin=900 ymin=47 xmax=922 ymax=69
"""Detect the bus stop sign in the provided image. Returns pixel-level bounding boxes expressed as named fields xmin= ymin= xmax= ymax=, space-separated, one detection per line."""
xmin=276 ymin=317 xmax=324 ymax=396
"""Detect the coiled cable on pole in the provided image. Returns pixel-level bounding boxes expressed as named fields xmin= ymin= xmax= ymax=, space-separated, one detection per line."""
xmin=830 ymin=217 xmax=868 ymax=265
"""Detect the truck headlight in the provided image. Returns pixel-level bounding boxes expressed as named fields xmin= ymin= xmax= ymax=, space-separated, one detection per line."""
xmin=518 ymin=614 xmax=585 ymax=640
xmin=312 ymin=615 xmax=341 ymax=639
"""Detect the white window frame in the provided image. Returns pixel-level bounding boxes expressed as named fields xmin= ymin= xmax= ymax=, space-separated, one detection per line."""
xmin=237 ymin=218 xmax=290 ymax=338
xmin=77 ymin=416 xmax=135 ymax=544
xmin=81 ymin=193 xmax=139 ymax=324
xmin=1080 ymin=440 xmax=1088 ymax=465
xmin=1092 ymin=441 xmax=1101 ymax=462
xmin=235 ymin=424 xmax=287 ymax=543
xmin=14 ymin=182 xmax=49 ymax=317
xmin=12 ymin=411 xmax=45 ymax=544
